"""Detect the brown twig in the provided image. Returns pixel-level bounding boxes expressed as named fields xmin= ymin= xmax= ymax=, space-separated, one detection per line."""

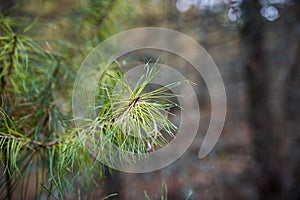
xmin=0 ymin=134 xmax=65 ymax=149
xmin=128 ymin=96 xmax=141 ymax=108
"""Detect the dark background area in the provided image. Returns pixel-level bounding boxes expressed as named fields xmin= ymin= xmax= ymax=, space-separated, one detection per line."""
xmin=1 ymin=0 xmax=300 ymax=199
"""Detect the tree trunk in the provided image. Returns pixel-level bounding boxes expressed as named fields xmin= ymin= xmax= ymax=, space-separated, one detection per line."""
xmin=284 ymin=2 xmax=300 ymax=198
xmin=241 ymin=1 xmax=286 ymax=199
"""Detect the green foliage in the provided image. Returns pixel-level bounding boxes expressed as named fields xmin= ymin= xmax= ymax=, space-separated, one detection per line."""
xmin=0 ymin=1 xmax=180 ymax=199
xmin=0 ymin=15 xmax=56 ymax=99
xmin=95 ymin=62 xmax=179 ymax=155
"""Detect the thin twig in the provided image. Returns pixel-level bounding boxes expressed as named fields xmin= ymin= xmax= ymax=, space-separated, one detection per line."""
xmin=0 ymin=134 xmax=61 ymax=149
xmin=128 ymin=96 xmax=141 ymax=108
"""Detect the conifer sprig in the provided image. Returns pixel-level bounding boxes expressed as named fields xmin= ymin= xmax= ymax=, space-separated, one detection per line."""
xmin=94 ymin=62 xmax=180 ymax=154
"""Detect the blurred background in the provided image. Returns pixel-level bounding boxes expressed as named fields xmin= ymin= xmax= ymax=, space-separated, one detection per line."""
xmin=1 ymin=0 xmax=299 ymax=199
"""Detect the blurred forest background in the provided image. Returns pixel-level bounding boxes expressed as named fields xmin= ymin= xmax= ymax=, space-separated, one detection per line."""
xmin=0 ymin=0 xmax=300 ymax=199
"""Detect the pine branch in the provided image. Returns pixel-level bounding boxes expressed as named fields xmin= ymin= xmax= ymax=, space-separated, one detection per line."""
xmin=0 ymin=1 xmax=164 ymax=198
xmin=0 ymin=132 xmax=80 ymax=149
xmin=0 ymin=32 xmax=17 ymax=90
xmin=0 ymin=32 xmax=17 ymax=200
